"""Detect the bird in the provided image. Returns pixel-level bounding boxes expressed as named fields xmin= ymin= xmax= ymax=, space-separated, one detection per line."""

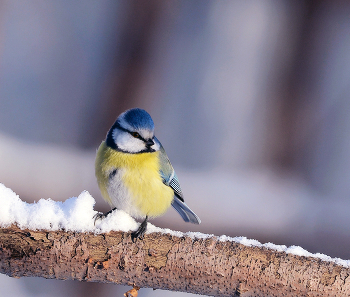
xmin=95 ymin=108 xmax=200 ymax=240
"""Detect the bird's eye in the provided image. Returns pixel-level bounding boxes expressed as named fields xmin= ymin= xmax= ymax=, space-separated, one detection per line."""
xmin=131 ymin=132 xmax=140 ymax=138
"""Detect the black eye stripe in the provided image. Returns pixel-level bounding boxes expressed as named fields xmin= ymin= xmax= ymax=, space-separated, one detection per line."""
xmin=129 ymin=131 xmax=148 ymax=142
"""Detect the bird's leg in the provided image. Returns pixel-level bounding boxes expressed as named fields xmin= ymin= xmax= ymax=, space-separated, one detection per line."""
xmin=93 ymin=207 xmax=117 ymax=225
xmin=131 ymin=216 xmax=148 ymax=242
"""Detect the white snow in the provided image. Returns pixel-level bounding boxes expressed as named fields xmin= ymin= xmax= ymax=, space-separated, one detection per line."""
xmin=0 ymin=183 xmax=349 ymax=268
xmin=217 ymin=235 xmax=350 ymax=268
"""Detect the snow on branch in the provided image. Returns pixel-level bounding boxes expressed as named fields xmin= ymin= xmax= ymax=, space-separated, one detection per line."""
xmin=1 ymin=183 xmax=350 ymax=296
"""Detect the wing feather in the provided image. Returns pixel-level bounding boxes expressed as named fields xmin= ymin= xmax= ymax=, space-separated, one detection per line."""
xmin=156 ymin=137 xmax=200 ymax=224
xmin=156 ymin=137 xmax=184 ymax=201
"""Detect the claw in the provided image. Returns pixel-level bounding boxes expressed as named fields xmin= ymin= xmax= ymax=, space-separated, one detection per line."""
xmin=131 ymin=216 xmax=148 ymax=242
xmin=93 ymin=207 xmax=117 ymax=225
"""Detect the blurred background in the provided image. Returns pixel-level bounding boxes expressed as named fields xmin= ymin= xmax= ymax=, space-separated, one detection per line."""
xmin=1 ymin=0 xmax=350 ymax=296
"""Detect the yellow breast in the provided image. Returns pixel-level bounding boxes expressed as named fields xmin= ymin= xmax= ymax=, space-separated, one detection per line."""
xmin=95 ymin=141 xmax=174 ymax=218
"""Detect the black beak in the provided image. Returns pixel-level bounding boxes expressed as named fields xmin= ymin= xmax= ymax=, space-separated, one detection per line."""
xmin=145 ymin=138 xmax=154 ymax=147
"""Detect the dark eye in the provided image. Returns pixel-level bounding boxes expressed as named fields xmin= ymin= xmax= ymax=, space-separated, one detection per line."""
xmin=131 ymin=132 xmax=140 ymax=138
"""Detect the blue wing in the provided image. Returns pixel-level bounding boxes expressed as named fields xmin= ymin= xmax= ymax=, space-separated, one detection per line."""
xmin=156 ymin=137 xmax=201 ymax=224
xmin=171 ymin=197 xmax=201 ymax=224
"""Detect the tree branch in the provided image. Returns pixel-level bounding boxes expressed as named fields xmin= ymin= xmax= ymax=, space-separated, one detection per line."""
xmin=0 ymin=225 xmax=349 ymax=296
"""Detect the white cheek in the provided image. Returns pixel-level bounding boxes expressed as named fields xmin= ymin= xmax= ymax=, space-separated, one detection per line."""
xmin=115 ymin=132 xmax=145 ymax=153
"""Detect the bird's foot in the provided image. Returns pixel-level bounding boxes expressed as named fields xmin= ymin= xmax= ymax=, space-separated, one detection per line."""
xmin=93 ymin=207 xmax=117 ymax=225
xmin=131 ymin=216 xmax=148 ymax=242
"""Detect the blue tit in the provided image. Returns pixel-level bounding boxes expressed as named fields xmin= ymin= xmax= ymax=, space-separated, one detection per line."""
xmin=95 ymin=108 xmax=200 ymax=240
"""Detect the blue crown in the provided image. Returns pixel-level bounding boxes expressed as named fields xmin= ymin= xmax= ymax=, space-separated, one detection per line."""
xmin=121 ymin=108 xmax=154 ymax=131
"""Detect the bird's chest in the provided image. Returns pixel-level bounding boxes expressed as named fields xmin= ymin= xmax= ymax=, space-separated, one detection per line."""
xmin=107 ymin=152 xmax=174 ymax=217
xmin=121 ymin=163 xmax=162 ymax=195
xmin=122 ymin=160 xmax=173 ymax=203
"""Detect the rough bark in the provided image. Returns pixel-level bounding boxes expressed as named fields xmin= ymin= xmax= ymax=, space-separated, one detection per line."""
xmin=0 ymin=225 xmax=349 ymax=297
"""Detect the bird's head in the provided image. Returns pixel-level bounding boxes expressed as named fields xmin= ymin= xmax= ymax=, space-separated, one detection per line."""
xmin=106 ymin=108 xmax=160 ymax=153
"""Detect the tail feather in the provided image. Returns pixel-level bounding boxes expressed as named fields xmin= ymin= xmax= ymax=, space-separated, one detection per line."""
xmin=171 ymin=197 xmax=201 ymax=224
